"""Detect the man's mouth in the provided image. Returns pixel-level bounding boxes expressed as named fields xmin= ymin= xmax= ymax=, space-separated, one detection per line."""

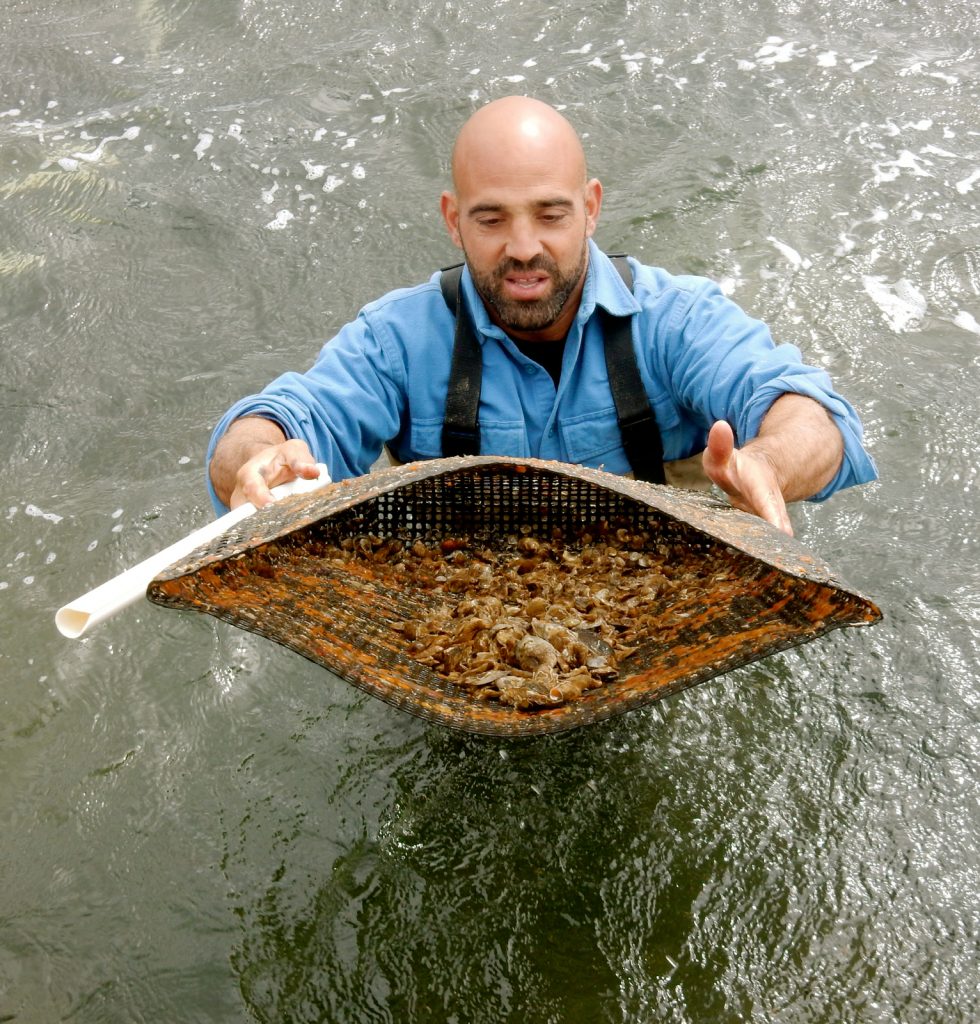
xmin=501 ymin=271 xmax=551 ymax=300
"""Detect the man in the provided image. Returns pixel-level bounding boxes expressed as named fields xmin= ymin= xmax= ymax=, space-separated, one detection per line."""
xmin=208 ymin=97 xmax=876 ymax=535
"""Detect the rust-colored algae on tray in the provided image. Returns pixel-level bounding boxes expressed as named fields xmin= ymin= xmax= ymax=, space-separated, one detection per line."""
xmin=147 ymin=457 xmax=881 ymax=737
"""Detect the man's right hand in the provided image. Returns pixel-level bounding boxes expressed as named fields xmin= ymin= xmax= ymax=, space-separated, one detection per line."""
xmin=230 ymin=438 xmax=322 ymax=509
xmin=209 ymin=416 xmax=321 ymax=509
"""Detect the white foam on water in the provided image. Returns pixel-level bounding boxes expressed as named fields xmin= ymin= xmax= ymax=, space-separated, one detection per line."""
xmin=301 ymin=160 xmax=326 ymax=180
xmin=718 ymin=267 xmax=744 ymax=296
xmin=24 ymin=504 xmax=63 ymax=523
xmin=66 ymin=125 xmax=141 ymax=167
xmin=816 ymin=51 xmax=838 ymax=67
xmin=193 ymin=132 xmax=213 ymax=159
xmin=873 ymin=150 xmax=933 ymax=185
xmin=265 ymin=209 xmax=294 ymax=230
xmin=862 ymin=275 xmax=927 ymax=332
xmin=768 ymin=236 xmax=812 ymax=269
xmin=754 ymin=38 xmax=802 ymax=65
xmin=955 ymin=169 xmax=980 ymax=194
xmin=953 ymin=310 xmax=980 ymax=335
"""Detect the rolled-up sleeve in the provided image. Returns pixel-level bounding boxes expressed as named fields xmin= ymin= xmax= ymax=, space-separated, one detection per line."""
xmin=649 ymin=275 xmax=877 ymax=501
xmin=205 ymin=307 xmax=406 ymax=514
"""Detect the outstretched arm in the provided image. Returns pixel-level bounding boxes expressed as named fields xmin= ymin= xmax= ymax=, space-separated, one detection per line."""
xmin=701 ymin=393 xmax=844 ymax=536
xmin=209 ymin=416 xmax=321 ymax=510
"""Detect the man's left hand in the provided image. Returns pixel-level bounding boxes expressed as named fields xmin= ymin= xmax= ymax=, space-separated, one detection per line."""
xmin=702 ymin=419 xmax=793 ymax=536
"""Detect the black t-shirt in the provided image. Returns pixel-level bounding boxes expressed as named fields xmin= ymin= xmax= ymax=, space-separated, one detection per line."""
xmin=512 ymin=338 xmax=566 ymax=388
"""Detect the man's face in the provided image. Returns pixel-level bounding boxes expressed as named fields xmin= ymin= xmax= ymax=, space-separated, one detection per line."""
xmin=464 ymin=218 xmax=589 ymax=335
xmin=441 ymin=172 xmax=602 ymax=342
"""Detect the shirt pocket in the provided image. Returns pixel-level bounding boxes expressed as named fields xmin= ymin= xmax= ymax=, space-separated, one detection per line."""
xmin=560 ymin=405 xmax=624 ymax=462
xmin=561 ymin=400 xmax=682 ymax=469
xmin=409 ymin=416 xmax=529 ymax=459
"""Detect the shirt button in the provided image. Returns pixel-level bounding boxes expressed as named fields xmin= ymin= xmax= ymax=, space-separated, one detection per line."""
xmin=524 ymin=364 xmax=535 ymax=374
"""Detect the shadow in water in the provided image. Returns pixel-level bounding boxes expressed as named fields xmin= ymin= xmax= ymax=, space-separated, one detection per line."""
xmin=221 ymin=699 xmax=712 ymax=1024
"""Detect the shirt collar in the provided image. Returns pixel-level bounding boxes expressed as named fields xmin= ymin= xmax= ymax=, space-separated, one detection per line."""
xmin=580 ymin=239 xmax=642 ymax=320
xmin=459 ymin=238 xmax=640 ymax=341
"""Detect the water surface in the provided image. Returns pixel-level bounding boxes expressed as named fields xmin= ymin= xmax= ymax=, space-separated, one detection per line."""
xmin=2 ymin=1 xmax=979 ymax=1020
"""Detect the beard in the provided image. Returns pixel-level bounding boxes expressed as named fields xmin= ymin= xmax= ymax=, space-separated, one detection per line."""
xmin=465 ymin=242 xmax=588 ymax=334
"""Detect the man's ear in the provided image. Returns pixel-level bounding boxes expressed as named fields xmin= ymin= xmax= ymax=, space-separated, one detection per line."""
xmin=440 ymin=191 xmax=463 ymax=248
xmin=584 ymin=177 xmax=602 ymax=238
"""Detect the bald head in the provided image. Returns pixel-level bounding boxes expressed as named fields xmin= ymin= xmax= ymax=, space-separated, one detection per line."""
xmin=450 ymin=97 xmax=588 ymax=192
xmin=440 ymin=97 xmax=602 ymax=341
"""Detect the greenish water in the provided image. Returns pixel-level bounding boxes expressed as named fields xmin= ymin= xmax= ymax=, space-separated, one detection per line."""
xmin=2 ymin=1 xmax=978 ymax=1020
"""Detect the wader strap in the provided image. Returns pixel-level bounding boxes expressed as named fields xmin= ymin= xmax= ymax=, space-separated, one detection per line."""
xmin=439 ymin=264 xmax=482 ymax=457
xmin=602 ymin=256 xmax=666 ymax=484
xmin=438 ymin=257 xmax=665 ymax=484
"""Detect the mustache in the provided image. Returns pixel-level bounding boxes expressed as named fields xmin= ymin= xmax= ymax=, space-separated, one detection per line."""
xmin=492 ymin=255 xmax=558 ymax=278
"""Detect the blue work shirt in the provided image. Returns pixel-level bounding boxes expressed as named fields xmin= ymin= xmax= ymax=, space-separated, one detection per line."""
xmin=206 ymin=241 xmax=877 ymax=514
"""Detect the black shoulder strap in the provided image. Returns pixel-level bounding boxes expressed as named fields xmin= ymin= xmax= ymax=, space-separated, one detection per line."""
xmin=439 ymin=264 xmax=482 ymax=457
xmin=602 ymin=257 xmax=666 ymax=484
xmin=439 ymin=257 xmax=665 ymax=483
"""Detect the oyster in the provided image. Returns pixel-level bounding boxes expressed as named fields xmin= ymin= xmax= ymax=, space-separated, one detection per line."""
xmin=309 ymin=525 xmax=736 ymax=711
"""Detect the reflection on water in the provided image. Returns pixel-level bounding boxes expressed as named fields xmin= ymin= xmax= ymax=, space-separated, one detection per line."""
xmin=2 ymin=0 xmax=979 ymax=1020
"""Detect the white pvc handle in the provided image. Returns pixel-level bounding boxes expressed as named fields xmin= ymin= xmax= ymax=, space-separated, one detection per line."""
xmin=55 ymin=465 xmax=331 ymax=639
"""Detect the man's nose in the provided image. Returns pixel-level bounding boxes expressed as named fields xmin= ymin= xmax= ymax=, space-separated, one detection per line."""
xmin=504 ymin=218 xmax=543 ymax=264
